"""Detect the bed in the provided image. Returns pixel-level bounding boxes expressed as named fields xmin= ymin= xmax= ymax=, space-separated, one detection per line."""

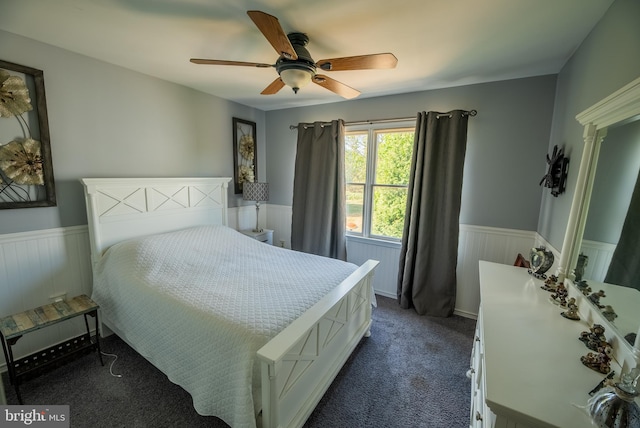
xmin=81 ymin=177 xmax=378 ymax=428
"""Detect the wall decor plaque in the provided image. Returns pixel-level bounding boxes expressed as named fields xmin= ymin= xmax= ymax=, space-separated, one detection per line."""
xmin=0 ymin=59 xmax=55 ymax=208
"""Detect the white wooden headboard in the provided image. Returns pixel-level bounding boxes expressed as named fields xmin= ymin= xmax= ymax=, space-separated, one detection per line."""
xmin=81 ymin=177 xmax=231 ymax=266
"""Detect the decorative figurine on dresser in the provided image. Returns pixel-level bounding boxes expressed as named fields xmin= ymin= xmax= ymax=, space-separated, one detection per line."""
xmin=581 ymin=344 xmax=613 ymax=374
xmin=580 ymin=324 xmax=611 ymax=351
xmin=561 ymin=297 xmax=580 ymax=320
xmin=549 ymin=283 xmax=569 ymax=307
xmin=528 ymin=246 xmax=554 ymax=279
xmin=541 ymin=274 xmax=559 ymax=291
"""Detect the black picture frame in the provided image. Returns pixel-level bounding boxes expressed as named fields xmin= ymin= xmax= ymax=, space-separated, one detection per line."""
xmin=232 ymin=117 xmax=257 ymax=194
xmin=0 ymin=59 xmax=56 ymax=209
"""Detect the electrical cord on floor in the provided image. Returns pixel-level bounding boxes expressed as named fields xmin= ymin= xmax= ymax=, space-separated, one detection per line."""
xmin=100 ymin=351 xmax=123 ymax=378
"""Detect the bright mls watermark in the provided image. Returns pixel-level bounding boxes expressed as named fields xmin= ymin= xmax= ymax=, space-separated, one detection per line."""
xmin=1 ymin=406 xmax=69 ymax=427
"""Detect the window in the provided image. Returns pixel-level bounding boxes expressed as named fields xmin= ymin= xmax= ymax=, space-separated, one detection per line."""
xmin=345 ymin=123 xmax=415 ymax=240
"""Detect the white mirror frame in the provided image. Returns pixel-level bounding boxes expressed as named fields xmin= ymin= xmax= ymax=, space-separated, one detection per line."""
xmin=558 ymin=76 xmax=640 ymax=282
xmin=557 ymin=76 xmax=640 ymax=370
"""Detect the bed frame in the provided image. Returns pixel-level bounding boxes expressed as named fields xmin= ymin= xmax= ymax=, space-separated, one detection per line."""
xmin=81 ymin=177 xmax=378 ymax=428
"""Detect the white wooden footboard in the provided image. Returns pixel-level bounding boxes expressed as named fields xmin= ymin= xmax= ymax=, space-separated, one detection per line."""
xmin=257 ymin=259 xmax=379 ymax=428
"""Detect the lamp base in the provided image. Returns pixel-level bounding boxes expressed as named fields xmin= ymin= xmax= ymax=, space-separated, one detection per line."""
xmin=253 ymin=203 xmax=262 ymax=233
xmin=252 ymin=228 xmax=264 ymax=233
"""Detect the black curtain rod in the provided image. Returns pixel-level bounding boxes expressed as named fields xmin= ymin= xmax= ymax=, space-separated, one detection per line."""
xmin=289 ymin=109 xmax=477 ymax=130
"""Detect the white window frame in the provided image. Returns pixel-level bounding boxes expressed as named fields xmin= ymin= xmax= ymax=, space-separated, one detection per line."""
xmin=345 ymin=121 xmax=415 ymax=241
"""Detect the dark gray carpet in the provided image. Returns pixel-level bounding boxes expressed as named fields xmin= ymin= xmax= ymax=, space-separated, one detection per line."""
xmin=2 ymin=296 xmax=476 ymax=427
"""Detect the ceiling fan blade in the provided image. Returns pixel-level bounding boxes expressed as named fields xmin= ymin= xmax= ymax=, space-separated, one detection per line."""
xmin=261 ymin=78 xmax=285 ymax=95
xmin=190 ymin=59 xmax=273 ymax=68
xmin=247 ymin=10 xmax=297 ymax=60
xmin=313 ymin=75 xmax=360 ymax=99
xmin=315 ymin=53 xmax=398 ymax=71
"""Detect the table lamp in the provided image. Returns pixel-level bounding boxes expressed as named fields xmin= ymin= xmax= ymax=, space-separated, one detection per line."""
xmin=243 ymin=182 xmax=269 ymax=232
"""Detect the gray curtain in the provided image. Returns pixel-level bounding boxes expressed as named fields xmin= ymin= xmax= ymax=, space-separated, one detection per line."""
xmin=291 ymin=120 xmax=347 ymax=260
xmin=604 ymin=168 xmax=640 ymax=290
xmin=397 ymin=110 xmax=470 ymax=316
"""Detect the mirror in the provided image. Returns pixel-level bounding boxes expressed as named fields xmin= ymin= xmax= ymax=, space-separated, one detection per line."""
xmin=578 ymin=119 xmax=640 ymax=346
xmin=558 ymin=75 xmax=640 ymax=357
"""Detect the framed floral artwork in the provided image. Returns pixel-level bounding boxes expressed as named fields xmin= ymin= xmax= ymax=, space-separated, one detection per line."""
xmin=232 ymin=117 xmax=257 ymax=194
xmin=0 ymin=59 xmax=56 ymax=209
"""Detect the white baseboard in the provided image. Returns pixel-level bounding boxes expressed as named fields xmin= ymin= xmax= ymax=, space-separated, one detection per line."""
xmin=375 ymin=290 xmax=395 ymax=300
xmin=453 ymin=309 xmax=478 ymax=320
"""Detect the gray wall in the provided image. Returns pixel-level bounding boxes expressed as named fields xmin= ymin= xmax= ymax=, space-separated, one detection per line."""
xmin=265 ymin=76 xmax=557 ymax=231
xmin=0 ymin=29 xmax=265 ymax=234
xmin=538 ymin=0 xmax=640 ymax=250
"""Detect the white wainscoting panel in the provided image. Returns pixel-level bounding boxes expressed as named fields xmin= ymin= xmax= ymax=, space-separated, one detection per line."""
xmin=346 ymin=237 xmax=401 ymax=300
xmin=579 ymin=239 xmax=616 ymax=282
xmin=0 ymin=226 xmax=93 ymax=368
xmin=457 ymin=226 xmax=538 ymax=318
xmin=266 ymin=204 xmax=292 ymax=249
xmin=228 ymin=205 xmax=256 ymax=231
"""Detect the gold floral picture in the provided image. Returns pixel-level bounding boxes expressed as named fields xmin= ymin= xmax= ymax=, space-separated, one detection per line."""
xmin=0 ymin=60 xmax=55 ymax=208
xmin=232 ymin=117 xmax=257 ymax=194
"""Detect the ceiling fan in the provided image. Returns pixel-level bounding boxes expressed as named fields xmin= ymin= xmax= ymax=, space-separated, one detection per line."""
xmin=190 ymin=10 xmax=398 ymax=99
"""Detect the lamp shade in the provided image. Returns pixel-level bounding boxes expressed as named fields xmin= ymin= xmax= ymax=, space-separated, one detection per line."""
xmin=243 ymin=182 xmax=269 ymax=202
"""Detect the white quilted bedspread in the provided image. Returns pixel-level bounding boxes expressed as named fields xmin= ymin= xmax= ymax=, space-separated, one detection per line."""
xmin=92 ymin=225 xmax=358 ymax=428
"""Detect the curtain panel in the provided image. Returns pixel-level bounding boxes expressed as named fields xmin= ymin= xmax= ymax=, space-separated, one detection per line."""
xmin=291 ymin=120 xmax=347 ymax=260
xmin=397 ymin=110 xmax=470 ymax=316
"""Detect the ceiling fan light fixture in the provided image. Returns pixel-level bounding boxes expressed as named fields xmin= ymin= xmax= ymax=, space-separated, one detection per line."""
xmin=279 ymin=68 xmax=313 ymax=93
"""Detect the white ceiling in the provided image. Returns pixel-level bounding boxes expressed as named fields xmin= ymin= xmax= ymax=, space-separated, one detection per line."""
xmin=0 ymin=0 xmax=614 ymax=111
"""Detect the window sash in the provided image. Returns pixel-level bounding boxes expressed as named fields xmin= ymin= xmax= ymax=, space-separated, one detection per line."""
xmin=345 ymin=122 xmax=414 ymax=240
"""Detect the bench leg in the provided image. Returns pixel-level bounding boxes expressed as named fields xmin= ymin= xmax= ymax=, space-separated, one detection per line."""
xmin=85 ymin=311 xmax=104 ymax=366
xmin=1 ymin=335 xmax=23 ymax=404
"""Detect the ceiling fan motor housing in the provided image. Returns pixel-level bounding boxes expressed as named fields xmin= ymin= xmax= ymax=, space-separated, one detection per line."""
xmin=276 ymin=32 xmax=317 ymax=92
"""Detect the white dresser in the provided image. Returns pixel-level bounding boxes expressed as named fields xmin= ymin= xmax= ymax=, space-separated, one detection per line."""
xmin=470 ymin=261 xmax=621 ymax=428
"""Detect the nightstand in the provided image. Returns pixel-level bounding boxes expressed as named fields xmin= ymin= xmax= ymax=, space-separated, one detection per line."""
xmin=240 ymin=229 xmax=273 ymax=245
